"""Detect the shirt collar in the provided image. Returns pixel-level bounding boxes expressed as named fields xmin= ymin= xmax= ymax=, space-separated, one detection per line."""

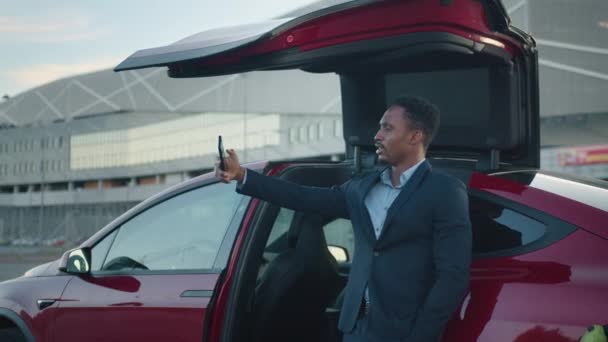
xmin=380 ymin=159 xmax=426 ymax=189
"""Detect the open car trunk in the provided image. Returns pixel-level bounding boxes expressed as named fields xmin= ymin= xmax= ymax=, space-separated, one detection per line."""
xmin=115 ymin=0 xmax=539 ymax=168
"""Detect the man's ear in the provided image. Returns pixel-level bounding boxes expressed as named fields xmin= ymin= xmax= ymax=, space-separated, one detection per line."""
xmin=410 ymin=130 xmax=424 ymax=145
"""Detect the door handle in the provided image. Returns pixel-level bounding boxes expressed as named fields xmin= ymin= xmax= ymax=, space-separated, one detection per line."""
xmin=180 ymin=290 xmax=213 ymax=298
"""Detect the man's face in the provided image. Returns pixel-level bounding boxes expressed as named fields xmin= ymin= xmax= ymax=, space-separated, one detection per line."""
xmin=374 ymin=105 xmax=422 ymax=165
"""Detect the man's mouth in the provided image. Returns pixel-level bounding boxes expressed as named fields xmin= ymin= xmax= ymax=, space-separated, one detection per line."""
xmin=375 ymin=143 xmax=384 ymax=155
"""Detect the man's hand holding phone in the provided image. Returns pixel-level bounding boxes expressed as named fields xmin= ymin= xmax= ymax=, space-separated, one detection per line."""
xmin=216 ymin=138 xmax=246 ymax=184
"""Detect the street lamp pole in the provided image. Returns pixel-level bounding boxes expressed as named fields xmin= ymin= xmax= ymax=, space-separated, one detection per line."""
xmin=38 ymin=129 xmax=45 ymax=242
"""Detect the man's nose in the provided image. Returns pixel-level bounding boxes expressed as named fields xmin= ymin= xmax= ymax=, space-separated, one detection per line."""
xmin=374 ymin=130 xmax=382 ymax=141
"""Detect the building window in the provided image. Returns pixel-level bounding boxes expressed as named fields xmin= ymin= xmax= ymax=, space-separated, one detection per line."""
xmin=317 ymin=123 xmax=324 ymax=140
xmin=333 ymin=119 xmax=342 ymax=137
xmin=308 ymin=124 xmax=318 ymax=141
xmin=289 ymin=127 xmax=298 ymax=144
xmin=299 ymin=126 xmax=307 ymax=142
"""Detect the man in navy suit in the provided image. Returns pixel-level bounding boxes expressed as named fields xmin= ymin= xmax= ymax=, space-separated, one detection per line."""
xmin=217 ymin=96 xmax=472 ymax=341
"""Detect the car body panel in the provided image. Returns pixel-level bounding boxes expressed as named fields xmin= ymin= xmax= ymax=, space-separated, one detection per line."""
xmin=0 ymin=276 xmax=72 ymax=342
xmin=443 ymin=170 xmax=608 ymax=341
xmin=447 ymin=228 xmax=607 ymax=341
xmin=51 ymin=273 xmax=217 ymax=342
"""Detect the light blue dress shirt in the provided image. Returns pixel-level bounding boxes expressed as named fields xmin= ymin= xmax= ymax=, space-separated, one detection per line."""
xmin=364 ymin=158 xmax=426 ymax=303
xmin=365 ymin=159 xmax=426 ymax=239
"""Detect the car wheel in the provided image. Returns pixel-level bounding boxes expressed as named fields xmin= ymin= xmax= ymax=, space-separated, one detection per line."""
xmin=0 ymin=327 xmax=24 ymax=342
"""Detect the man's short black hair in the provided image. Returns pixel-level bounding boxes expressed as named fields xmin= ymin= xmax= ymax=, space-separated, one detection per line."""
xmin=389 ymin=95 xmax=440 ymax=149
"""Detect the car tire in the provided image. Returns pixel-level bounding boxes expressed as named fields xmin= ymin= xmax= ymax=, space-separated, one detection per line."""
xmin=0 ymin=327 xmax=24 ymax=342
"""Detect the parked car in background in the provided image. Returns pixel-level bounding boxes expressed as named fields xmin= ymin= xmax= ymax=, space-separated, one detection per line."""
xmin=1 ymin=0 xmax=607 ymax=341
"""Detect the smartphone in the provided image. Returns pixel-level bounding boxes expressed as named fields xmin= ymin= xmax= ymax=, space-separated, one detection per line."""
xmin=218 ymin=135 xmax=225 ymax=171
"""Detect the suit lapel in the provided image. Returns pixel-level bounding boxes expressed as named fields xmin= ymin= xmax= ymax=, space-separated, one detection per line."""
xmin=377 ymin=160 xmax=431 ymax=241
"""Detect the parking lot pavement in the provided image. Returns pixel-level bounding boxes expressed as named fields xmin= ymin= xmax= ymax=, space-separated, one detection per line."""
xmin=0 ymin=246 xmax=64 ymax=282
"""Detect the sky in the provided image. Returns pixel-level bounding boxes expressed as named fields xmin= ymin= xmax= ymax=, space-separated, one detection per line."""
xmin=0 ymin=0 xmax=317 ymax=97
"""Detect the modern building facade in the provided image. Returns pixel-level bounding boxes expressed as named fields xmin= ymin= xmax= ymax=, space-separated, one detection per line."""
xmin=0 ymin=68 xmax=345 ymax=245
xmin=0 ymin=0 xmax=607 ymax=245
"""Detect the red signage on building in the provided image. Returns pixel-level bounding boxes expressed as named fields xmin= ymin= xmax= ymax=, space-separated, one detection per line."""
xmin=558 ymin=145 xmax=608 ymax=166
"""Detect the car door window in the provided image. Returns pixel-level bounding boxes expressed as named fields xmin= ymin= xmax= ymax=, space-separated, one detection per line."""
xmin=265 ymin=208 xmax=294 ymax=254
xmin=323 ymin=218 xmax=354 ymax=261
xmin=470 ymin=196 xmax=547 ymax=254
xmin=96 ymin=182 xmax=242 ymax=272
xmin=91 ymin=229 xmax=118 ymax=271
xmin=264 ymin=208 xmax=354 ymax=261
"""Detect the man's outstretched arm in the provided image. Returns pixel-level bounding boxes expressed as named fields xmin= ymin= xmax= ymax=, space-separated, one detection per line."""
xmin=216 ymin=149 xmax=350 ymax=219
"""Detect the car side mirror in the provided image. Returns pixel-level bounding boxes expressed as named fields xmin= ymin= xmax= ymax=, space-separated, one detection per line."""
xmin=327 ymin=245 xmax=349 ymax=263
xmin=59 ymin=247 xmax=92 ymax=274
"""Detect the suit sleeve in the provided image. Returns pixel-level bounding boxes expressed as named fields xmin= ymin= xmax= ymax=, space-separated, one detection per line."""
xmin=407 ymin=177 xmax=472 ymax=342
xmin=236 ymin=168 xmax=351 ymax=219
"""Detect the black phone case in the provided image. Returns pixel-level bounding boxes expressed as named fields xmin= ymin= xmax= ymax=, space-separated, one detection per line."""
xmin=218 ymin=136 xmax=225 ymax=171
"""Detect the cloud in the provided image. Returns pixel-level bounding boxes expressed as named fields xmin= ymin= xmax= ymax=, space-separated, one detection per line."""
xmin=0 ymin=11 xmax=111 ymax=43
xmin=6 ymin=57 xmax=122 ymax=92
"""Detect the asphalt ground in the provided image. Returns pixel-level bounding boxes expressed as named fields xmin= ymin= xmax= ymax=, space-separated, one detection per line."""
xmin=0 ymin=246 xmax=65 ymax=282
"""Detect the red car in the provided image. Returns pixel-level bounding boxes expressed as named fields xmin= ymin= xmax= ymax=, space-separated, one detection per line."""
xmin=1 ymin=1 xmax=607 ymax=341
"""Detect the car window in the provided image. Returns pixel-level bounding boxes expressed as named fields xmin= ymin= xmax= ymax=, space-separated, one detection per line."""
xmin=96 ymin=182 xmax=242 ymax=272
xmin=264 ymin=208 xmax=294 ymax=254
xmin=470 ymin=196 xmax=546 ymax=254
xmin=91 ymin=229 xmax=118 ymax=271
xmin=323 ymin=218 xmax=354 ymax=260
xmin=264 ymin=208 xmax=354 ymax=260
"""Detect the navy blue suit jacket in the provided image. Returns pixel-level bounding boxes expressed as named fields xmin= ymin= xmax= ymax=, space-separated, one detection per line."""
xmin=237 ymin=160 xmax=472 ymax=341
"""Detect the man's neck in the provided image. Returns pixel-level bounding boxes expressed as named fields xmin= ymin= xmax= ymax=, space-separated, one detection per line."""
xmin=390 ymin=155 xmax=425 ymax=186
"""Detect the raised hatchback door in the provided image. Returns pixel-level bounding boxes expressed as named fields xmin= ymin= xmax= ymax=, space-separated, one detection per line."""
xmin=115 ymin=0 xmax=539 ymax=167
xmin=115 ymin=0 xmax=517 ymax=77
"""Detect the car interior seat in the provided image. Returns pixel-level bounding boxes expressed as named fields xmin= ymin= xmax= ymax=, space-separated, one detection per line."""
xmin=252 ymin=213 xmax=345 ymax=342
